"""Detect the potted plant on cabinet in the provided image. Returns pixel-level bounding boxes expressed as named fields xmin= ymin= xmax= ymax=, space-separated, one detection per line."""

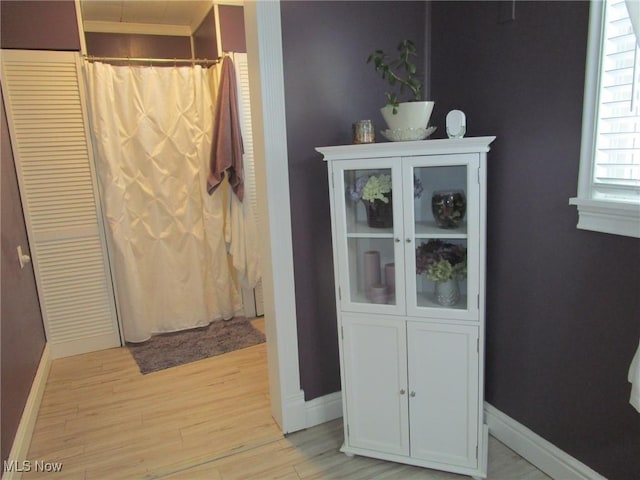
xmin=367 ymin=39 xmax=435 ymax=136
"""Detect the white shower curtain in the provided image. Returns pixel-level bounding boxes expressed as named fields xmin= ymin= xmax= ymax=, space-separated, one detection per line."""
xmin=86 ymin=62 xmax=242 ymax=342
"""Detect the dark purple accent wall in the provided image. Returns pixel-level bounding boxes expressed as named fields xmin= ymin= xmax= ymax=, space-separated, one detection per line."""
xmin=219 ymin=5 xmax=246 ymax=53
xmin=280 ymin=1 xmax=426 ymax=400
xmin=0 ymin=0 xmax=80 ymax=50
xmin=85 ymin=33 xmax=191 ymax=60
xmin=193 ymin=8 xmax=218 ymax=59
xmin=1 ymin=93 xmax=46 ymax=466
xmin=430 ymin=2 xmax=640 ymax=479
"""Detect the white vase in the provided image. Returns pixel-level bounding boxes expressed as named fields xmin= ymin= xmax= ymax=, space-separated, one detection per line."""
xmin=434 ymin=279 xmax=460 ymax=306
xmin=380 ymin=101 xmax=435 ymax=131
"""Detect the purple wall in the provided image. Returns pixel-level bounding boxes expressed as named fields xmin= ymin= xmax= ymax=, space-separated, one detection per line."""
xmin=430 ymin=2 xmax=640 ymax=479
xmin=1 ymin=93 xmax=47 ymax=466
xmin=0 ymin=0 xmax=80 ymax=50
xmin=85 ymin=33 xmax=191 ymax=59
xmin=219 ymin=5 xmax=246 ymax=53
xmin=85 ymin=6 xmax=240 ymax=61
xmin=193 ymin=8 xmax=218 ymax=59
xmin=280 ymin=1 xmax=427 ymax=400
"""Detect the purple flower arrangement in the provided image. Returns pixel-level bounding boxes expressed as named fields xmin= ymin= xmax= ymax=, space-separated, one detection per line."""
xmin=347 ymin=175 xmax=370 ymax=202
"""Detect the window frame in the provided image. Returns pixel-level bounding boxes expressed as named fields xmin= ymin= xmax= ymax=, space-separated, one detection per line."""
xmin=570 ymin=0 xmax=640 ymax=238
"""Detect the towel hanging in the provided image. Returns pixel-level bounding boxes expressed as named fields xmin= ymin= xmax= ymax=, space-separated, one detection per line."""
xmin=208 ymin=56 xmax=245 ymax=201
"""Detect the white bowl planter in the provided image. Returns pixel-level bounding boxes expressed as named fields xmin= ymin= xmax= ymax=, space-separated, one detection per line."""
xmin=381 ymin=101 xmax=435 ymax=130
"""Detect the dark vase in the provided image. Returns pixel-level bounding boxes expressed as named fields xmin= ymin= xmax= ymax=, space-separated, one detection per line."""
xmin=431 ymin=190 xmax=466 ymax=229
xmin=364 ymin=194 xmax=393 ymax=228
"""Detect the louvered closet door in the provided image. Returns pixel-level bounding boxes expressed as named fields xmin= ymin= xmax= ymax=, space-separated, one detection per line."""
xmin=1 ymin=50 xmax=121 ymax=358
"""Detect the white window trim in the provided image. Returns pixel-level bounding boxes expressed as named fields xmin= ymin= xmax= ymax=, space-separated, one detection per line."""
xmin=570 ymin=0 xmax=640 ymax=238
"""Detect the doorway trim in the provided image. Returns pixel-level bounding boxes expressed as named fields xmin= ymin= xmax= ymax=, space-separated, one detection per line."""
xmin=243 ymin=1 xmax=306 ymax=433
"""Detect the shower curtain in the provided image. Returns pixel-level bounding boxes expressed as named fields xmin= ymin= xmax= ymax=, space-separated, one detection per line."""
xmin=86 ymin=62 xmax=242 ymax=342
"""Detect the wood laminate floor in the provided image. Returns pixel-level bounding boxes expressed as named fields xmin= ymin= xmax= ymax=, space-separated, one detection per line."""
xmin=24 ymin=319 xmax=550 ymax=480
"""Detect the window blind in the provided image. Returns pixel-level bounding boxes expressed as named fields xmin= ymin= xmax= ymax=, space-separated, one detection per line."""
xmin=233 ymin=52 xmax=264 ymax=317
xmin=593 ymin=0 xmax=640 ymax=201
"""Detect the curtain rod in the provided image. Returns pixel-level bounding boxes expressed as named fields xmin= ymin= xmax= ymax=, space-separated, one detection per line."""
xmin=83 ymin=55 xmax=221 ymax=66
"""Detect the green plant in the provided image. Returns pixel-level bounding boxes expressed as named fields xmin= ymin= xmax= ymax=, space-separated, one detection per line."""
xmin=348 ymin=173 xmax=423 ymax=203
xmin=362 ymin=174 xmax=392 ymax=203
xmin=415 ymin=240 xmax=467 ymax=283
xmin=367 ymin=40 xmax=423 ymax=113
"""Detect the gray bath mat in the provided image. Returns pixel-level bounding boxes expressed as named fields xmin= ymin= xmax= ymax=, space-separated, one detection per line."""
xmin=127 ymin=317 xmax=265 ymax=374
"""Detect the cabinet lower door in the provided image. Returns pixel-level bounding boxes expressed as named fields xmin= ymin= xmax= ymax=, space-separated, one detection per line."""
xmin=407 ymin=322 xmax=479 ymax=468
xmin=341 ymin=314 xmax=409 ymax=456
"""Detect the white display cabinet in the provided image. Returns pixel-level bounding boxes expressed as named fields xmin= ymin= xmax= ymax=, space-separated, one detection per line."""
xmin=317 ymin=137 xmax=495 ymax=479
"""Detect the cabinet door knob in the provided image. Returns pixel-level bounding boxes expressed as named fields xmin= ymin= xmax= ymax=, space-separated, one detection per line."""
xmin=405 ymin=238 xmax=412 ymax=243
xmin=400 ymin=389 xmax=406 ymax=395
xmin=395 ymin=238 xmax=400 ymax=243
xmin=410 ymin=391 xmax=416 ymax=397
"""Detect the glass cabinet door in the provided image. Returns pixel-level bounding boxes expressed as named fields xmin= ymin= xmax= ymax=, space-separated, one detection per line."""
xmin=403 ymin=154 xmax=480 ymax=320
xmin=333 ymin=158 xmax=405 ymax=315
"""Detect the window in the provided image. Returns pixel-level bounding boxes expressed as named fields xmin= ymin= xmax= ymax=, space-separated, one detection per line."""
xmin=570 ymin=0 xmax=640 ymax=237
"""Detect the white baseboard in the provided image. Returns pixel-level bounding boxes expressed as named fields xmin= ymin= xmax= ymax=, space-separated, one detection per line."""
xmin=281 ymin=390 xmax=307 ymax=434
xmin=484 ymin=402 xmax=606 ymax=480
xmin=305 ymin=391 xmax=342 ymax=428
xmin=284 ymin=390 xmax=343 ymax=433
xmin=4 ymin=344 xmax=52 ymax=480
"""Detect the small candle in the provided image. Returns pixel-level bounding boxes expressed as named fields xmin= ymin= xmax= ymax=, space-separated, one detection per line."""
xmin=353 ymin=120 xmax=375 ymax=144
xmin=370 ymin=284 xmax=388 ymax=304
xmin=363 ymin=250 xmax=381 ymax=300
xmin=385 ymin=263 xmax=395 ymax=295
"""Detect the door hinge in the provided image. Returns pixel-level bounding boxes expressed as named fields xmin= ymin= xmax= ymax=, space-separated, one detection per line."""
xmin=338 ymin=286 xmax=342 ymax=300
xmin=476 ymin=445 xmax=478 ymax=459
xmin=331 ymin=171 xmax=335 ymax=188
xmin=341 ymin=326 xmax=344 ymax=339
xmin=477 ymin=167 xmax=481 ymax=184
xmin=477 ymin=337 xmax=480 ymax=353
xmin=346 ymin=423 xmax=350 ymax=437
xmin=477 ymin=294 xmax=480 ymax=309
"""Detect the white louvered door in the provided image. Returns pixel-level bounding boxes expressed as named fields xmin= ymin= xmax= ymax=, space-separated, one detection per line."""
xmin=1 ymin=50 xmax=121 ymax=358
xmin=233 ymin=52 xmax=264 ymax=317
